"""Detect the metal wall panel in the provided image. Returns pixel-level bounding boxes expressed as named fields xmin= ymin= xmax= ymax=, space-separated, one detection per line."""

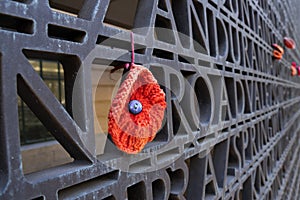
xmin=1 ymin=0 xmax=300 ymax=199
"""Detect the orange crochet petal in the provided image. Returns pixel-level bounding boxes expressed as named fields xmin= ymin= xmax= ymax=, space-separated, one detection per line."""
xmin=272 ymin=43 xmax=284 ymax=54
xmin=291 ymin=65 xmax=297 ymax=76
xmin=108 ymin=64 xmax=167 ymax=154
xmin=273 ymin=50 xmax=282 ymax=60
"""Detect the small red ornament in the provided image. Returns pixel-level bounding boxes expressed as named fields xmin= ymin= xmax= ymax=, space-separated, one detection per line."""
xmin=272 ymin=43 xmax=284 ymax=60
xmin=291 ymin=62 xmax=297 ymax=76
xmin=283 ymin=37 xmax=296 ymax=49
xmin=108 ymin=64 xmax=167 ymax=154
xmin=108 ymin=32 xmax=166 ymax=154
xmin=297 ymin=66 xmax=300 ymax=76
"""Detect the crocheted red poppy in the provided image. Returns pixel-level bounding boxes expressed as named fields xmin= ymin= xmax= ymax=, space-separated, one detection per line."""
xmin=284 ymin=37 xmax=296 ymax=49
xmin=291 ymin=62 xmax=297 ymax=76
xmin=108 ymin=64 xmax=167 ymax=154
xmin=272 ymin=43 xmax=284 ymax=60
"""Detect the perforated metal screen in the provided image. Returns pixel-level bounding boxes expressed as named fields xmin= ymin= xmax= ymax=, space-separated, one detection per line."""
xmin=1 ymin=0 xmax=300 ymax=199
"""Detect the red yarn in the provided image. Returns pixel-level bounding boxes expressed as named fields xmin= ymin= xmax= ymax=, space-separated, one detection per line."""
xmin=108 ymin=64 xmax=167 ymax=154
xmin=283 ymin=37 xmax=296 ymax=49
xmin=272 ymin=43 xmax=284 ymax=60
xmin=291 ymin=64 xmax=297 ymax=76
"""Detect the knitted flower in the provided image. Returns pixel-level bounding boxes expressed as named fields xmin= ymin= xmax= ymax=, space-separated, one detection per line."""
xmin=283 ymin=37 xmax=296 ymax=49
xmin=108 ymin=64 xmax=167 ymax=154
xmin=272 ymin=43 xmax=284 ymax=60
xmin=291 ymin=62 xmax=297 ymax=76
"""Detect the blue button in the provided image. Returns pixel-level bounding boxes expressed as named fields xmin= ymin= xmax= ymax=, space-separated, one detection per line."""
xmin=128 ymin=100 xmax=143 ymax=114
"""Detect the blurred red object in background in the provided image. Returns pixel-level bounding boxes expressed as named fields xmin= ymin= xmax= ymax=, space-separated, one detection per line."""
xmin=284 ymin=37 xmax=296 ymax=49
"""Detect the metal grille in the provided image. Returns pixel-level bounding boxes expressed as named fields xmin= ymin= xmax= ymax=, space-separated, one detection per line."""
xmin=1 ymin=0 xmax=300 ymax=199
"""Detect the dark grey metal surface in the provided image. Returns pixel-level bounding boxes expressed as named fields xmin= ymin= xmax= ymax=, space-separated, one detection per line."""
xmin=1 ymin=0 xmax=300 ymax=199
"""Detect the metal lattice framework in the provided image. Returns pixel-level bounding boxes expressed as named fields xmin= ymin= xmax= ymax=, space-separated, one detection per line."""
xmin=1 ymin=0 xmax=300 ymax=199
